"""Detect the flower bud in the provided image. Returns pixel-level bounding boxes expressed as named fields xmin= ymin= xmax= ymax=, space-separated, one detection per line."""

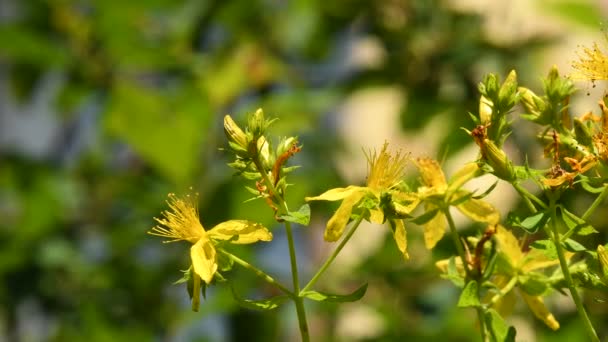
xmin=479 ymin=73 xmax=499 ymax=99
xmin=598 ymin=245 xmax=608 ymax=280
xmin=498 ymin=70 xmax=518 ymax=110
xmin=224 ymin=115 xmax=249 ymax=157
xmin=519 ymin=87 xmax=550 ymax=124
xmin=248 ymin=108 xmax=267 ymax=139
xmin=479 ymin=96 xmax=493 ymax=125
xmin=481 ymin=139 xmax=516 ymax=182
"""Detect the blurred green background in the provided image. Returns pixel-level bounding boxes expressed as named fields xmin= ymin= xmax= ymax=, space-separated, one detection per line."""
xmin=1 ymin=0 xmax=606 ymax=341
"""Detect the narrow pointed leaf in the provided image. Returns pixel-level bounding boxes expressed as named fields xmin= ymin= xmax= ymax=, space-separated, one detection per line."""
xmin=301 ymin=283 xmax=367 ymax=303
xmin=230 ymin=287 xmax=289 ymax=311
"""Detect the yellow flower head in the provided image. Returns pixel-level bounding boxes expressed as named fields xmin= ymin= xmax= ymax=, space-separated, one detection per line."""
xmin=571 ymin=36 xmax=608 ymax=81
xmin=149 ymin=192 xmax=272 ymax=285
xmin=365 ymin=142 xmax=408 ymax=191
xmin=150 ymin=193 xmax=206 ymax=243
xmin=306 ymin=143 xmax=413 ymax=260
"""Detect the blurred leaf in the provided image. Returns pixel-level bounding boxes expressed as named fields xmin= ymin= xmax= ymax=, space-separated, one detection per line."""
xmin=457 ymin=280 xmax=480 ymax=307
xmin=540 ymin=0 xmax=603 ymax=29
xmin=485 ymin=308 xmax=516 ymax=342
xmin=530 ymin=240 xmax=558 ymax=260
xmin=0 ymin=25 xmax=68 ymax=66
xmin=279 ymin=203 xmax=311 ymax=226
xmin=104 ymin=81 xmax=210 ymax=183
xmin=301 ymin=283 xmax=367 ymax=303
xmin=230 ymin=286 xmax=289 ymax=311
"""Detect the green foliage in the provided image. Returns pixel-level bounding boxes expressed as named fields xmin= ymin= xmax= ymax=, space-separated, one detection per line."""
xmin=2 ymin=0 xmax=607 ymax=341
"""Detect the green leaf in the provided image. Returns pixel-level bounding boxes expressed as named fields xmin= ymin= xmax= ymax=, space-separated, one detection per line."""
xmin=410 ymin=208 xmax=440 ymax=225
xmin=560 ymin=208 xmax=598 ymax=236
xmin=457 ymin=280 xmax=481 ymax=307
xmin=0 ymin=25 xmax=68 ymax=66
xmin=513 ymin=211 xmax=548 ymax=234
xmin=539 ymin=0 xmax=604 ymax=29
xmin=519 ymin=273 xmax=549 ymax=296
xmin=441 ymin=256 xmax=465 ymax=287
xmin=230 ymin=287 xmax=289 ymax=311
xmin=104 ymin=81 xmax=211 ymax=184
xmin=279 ymin=204 xmax=311 ymax=226
xmin=562 ymin=239 xmax=586 ymax=253
xmin=485 ymin=309 xmax=517 ymax=342
xmin=530 ymin=240 xmax=558 ymax=260
xmin=301 ymin=283 xmax=367 ymax=303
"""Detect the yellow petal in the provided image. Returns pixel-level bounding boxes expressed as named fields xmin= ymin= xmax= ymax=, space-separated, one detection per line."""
xmin=447 ymin=163 xmax=481 ymax=192
xmin=454 ymin=190 xmax=500 ymax=224
xmin=495 ymin=225 xmax=523 ymax=267
xmin=305 ymin=186 xmax=366 ymax=202
xmin=391 ymin=219 xmax=409 ymax=260
xmin=522 ymin=249 xmax=571 ymax=272
xmin=424 ymin=204 xmax=446 ymax=249
xmin=208 ymin=220 xmax=272 ymax=244
xmin=415 ymin=158 xmax=447 ymax=190
xmin=435 ymin=256 xmax=465 ymax=274
xmin=191 ymin=236 xmax=218 ymax=284
xmin=325 ymin=191 xmax=365 ymax=242
xmin=370 ymin=209 xmax=384 ymax=224
xmin=392 ymin=192 xmax=421 ymax=215
xmin=520 ymin=290 xmax=560 ymax=330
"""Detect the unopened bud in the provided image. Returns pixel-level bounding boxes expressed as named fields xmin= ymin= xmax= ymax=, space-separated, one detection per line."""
xmin=498 ymin=70 xmax=518 ymax=108
xmin=224 ymin=115 xmax=249 ymax=156
xmin=248 ymin=108 xmax=267 ymax=139
xmin=519 ymin=87 xmax=549 ymax=124
xmin=481 ymin=139 xmax=516 ymax=182
xmin=598 ymin=245 xmax=608 ymax=280
xmin=479 ymin=96 xmax=493 ymax=125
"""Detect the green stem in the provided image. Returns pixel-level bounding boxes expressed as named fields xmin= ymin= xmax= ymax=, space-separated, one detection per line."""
xmin=548 ymin=199 xmax=599 ymax=342
xmin=253 ymin=155 xmax=309 ymax=342
xmin=582 ymin=184 xmax=608 ymax=221
xmin=513 ymin=183 xmax=544 ymax=211
xmin=222 ymin=251 xmax=294 ymax=296
xmin=445 ymin=209 xmax=487 ymax=342
xmin=302 ymin=216 xmax=364 ymax=292
xmin=488 ymin=276 xmax=518 ymax=305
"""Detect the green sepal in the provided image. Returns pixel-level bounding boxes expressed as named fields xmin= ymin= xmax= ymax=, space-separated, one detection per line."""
xmin=279 ymin=204 xmax=311 ymax=226
xmin=471 ymin=181 xmax=498 ymax=200
xmin=485 ymin=308 xmax=517 ymax=342
xmin=301 ymin=283 xmax=367 ymax=303
xmin=230 ymin=286 xmax=289 ymax=311
xmin=410 ymin=208 xmax=440 ymax=225
xmin=217 ymin=250 xmax=235 ymax=272
xmin=457 ymin=280 xmax=481 ymax=308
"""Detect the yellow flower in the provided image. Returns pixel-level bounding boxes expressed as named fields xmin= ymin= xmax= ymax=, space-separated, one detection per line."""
xmin=437 ymin=225 xmax=563 ymax=330
xmin=571 ymin=38 xmax=608 ymax=81
xmin=149 ymin=193 xmax=272 ymax=284
xmin=414 ymin=159 xmax=500 ymax=249
xmin=306 ymin=142 xmax=416 ymax=260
